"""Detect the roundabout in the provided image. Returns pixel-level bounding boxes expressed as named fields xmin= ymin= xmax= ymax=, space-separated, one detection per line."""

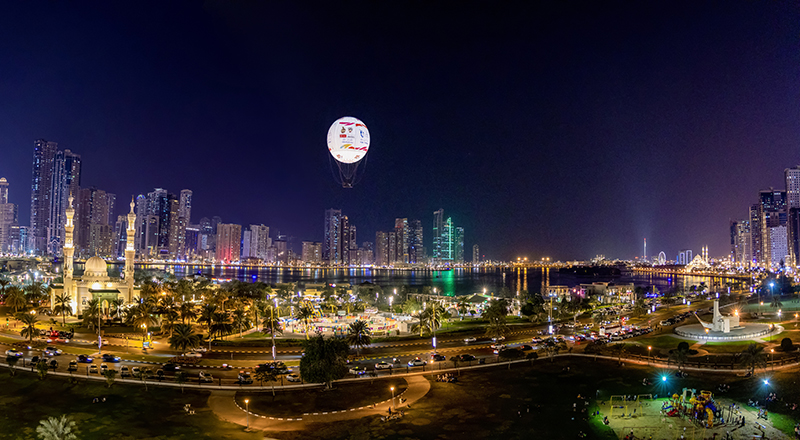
xmin=674 ymin=300 xmax=781 ymax=342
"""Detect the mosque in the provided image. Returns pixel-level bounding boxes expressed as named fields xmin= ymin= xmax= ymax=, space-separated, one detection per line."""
xmin=51 ymin=196 xmax=140 ymax=314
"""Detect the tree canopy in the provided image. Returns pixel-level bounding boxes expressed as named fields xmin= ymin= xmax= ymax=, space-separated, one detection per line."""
xmin=299 ymin=334 xmax=349 ymax=388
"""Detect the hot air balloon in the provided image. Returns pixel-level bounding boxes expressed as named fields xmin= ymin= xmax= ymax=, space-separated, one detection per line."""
xmin=327 ymin=116 xmax=370 ymax=188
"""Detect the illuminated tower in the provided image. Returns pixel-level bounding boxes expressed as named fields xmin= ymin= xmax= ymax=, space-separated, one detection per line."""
xmin=60 ymin=195 xmax=76 ymax=311
xmin=125 ymin=197 xmax=136 ymax=300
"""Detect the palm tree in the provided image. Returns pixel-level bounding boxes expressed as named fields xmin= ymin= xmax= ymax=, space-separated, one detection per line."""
xmin=168 ymin=323 xmax=203 ymax=352
xmin=82 ymin=299 xmax=100 ymax=331
xmin=254 ymin=364 xmax=279 ymax=396
xmin=296 ymin=306 xmax=314 ymax=340
xmin=346 ymin=320 xmax=372 ymax=358
xmin=209 ymin=311 xmax=232 ymax=340
xmin=197 ymin=303 xmax=217 ymax=333
xmin=52 ymin=293 xmax=72 ymax=326
xmin=5 ymin=286 xmax=26 ymax=314
xmin=18 ymin=313 xmax=39 ymax=342
xmin=262 ymin=314 xmax=282 ymax=337
xmin=179 ymin=301 xmax=198 ymax=324
xmin=25 ymin=281 xmax=48 ymax=309
xmin=160 ymin=309 xmax=180 ymax=337
xmin=0 ymin=278 xmax=9 ymax=300
xmin=484 ymin=299 xmax=510 ymax=340
xmin=739 ymin=343 xmax=767 ymax=374
xmin=231 ymin=306 xmax=251 ymax=338
xmin=111 ymin=298 xmax=125 ymax=321
xmin=127 ymin=303 xmax=158 ymax=337
xmin=36 ymin=415 xmax=78 ymax=440
xmin=770 ymin=294 xmax=783 ymax=309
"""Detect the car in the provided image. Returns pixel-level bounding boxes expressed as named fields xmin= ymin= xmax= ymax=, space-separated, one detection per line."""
xmin=191 ymin=347 xmax=208 ymax=353
xmin=30 ymin=355 xmax=40 ymax=364
xmin=183 ymin=352 xmax=202 ymax=358
xmin=89 ymin=364 xmax=99 ymax=374
xmin=44 ymin=346 xmax=63 ymax=356
xmin=375 ymin=361 xmax=392 ymax=370
xmin=492 ymin=345 xmax=507 ymax=354
xmin=49 ymin=359 xmax=58 ymax=369
xmin=162 ymin=363 xmax=181 ymax=372
xmin=286 ymin=373 xmax=301 ymax=383
xmin=68 ymin=360 xmax=78 ymax=372
xmin=430 ymin=353 xmax=446 ymax=362
xmin=144 ymin=368 xmax=156 ymax=379
xmin=155 ymin=369 xmax=165 ymax=380
xmin=491 ymin=337 xmax=506 ymax=342
xmin=459 ymin=354 xmax=476 ymax=362
xmin=77 ymin=354 xmax=93 ymax=363
xmin=520 ymin=345 xmax=533 ymax=351
xmin=198 ymin=371 xmax=213 ymax=383
xmin=131 ymin=366 xmax=141 ymax=378
xmin=120 ymin=366 xmax=131 ymax=377
xmin=237 ymin=371 xmax=253 ymax=384
xmin=100 ymin=363 xmax=109 ymax=373
xmin=349 ymin=366 xmax=368 ymax=375
xmin=407 ymin=357 xmax=427 ymax=367
xmin=463 ymin=337 xmax=477 ymax=343
xmin=4 ymin=349 xmax=23 ymax=358
xmin=101 ymin=354 xmax=121 ymax=363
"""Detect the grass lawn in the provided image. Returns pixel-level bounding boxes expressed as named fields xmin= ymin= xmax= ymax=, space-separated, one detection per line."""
xmin=702 ymin=341 xmax=764 ymax=354
xmin=632 ymin=335 xmax=693 ymax=352
xmin=236 ymin=378 xmax=408 ymax=417
xmin=0 ymin=370 xmax=259 ymax=440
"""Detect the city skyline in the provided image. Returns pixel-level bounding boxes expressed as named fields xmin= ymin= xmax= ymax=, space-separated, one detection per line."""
xmin=0 ymin=3 xmax=798 ymax=260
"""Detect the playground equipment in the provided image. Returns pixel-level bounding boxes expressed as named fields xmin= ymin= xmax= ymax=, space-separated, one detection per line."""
xmin=689 ymin=390 xmax=718 ymax=428
xmin=609 ymin=394 xmax=653 ymax=417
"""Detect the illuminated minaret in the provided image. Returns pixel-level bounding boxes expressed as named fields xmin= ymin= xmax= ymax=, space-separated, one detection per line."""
xmin=124 ymin=197 xmax=136 ymax=301
xmin=61 ymin=195 xmax=76 ymax=311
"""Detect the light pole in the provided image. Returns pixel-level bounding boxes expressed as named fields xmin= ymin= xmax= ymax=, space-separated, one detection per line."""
xmin=391 ymin=386 xmax=395 ymax=410
xmin=271 ymin=298 xmax=278 ymax=361
xmin=245 ymin=399 xmax=250 ymax=429
xmin=648 ymin=346 xmax=652 ymax=365
xmin=770 ymin=349 xmax=774 ymax=371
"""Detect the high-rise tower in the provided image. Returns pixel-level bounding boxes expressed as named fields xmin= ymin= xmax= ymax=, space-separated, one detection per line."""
xmin=125 ymin=198 xmax=136 ymax=293
xmin=30 ymin=139 xmax=58 ymax=254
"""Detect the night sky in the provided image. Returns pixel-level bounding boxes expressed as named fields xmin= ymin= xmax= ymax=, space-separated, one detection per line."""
xmin=0 ymin=2 xmax=798 ymax=261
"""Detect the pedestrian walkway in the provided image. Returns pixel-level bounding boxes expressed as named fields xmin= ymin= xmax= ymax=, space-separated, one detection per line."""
xmin=207 ymin=375 xmax=431 ymax=430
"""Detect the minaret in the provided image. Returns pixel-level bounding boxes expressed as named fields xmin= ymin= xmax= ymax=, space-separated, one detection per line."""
xmin=62 ymin=195 xmax=76 ymax=311
xmin=124 ymin=197 xmax=136 ymax=302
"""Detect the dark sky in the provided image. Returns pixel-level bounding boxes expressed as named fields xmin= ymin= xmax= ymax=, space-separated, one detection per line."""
xmin=0 ymin=1 xmax=798 ymax=261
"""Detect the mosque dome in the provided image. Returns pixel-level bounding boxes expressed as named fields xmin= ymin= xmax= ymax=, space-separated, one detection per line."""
xmin=84 ymin=256 xmax=108 ymax=278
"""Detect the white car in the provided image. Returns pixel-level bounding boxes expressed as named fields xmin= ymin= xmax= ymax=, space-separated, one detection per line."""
xmin=183 ymin=352 xmax=202 ymax=358
xmin=407 ymin=357 xmax=427 ymax=367
xmin=349 ymin=366 xmax=367 ymax=375
xmin=463 ymin=337 xmax=477 ymax=343
xmin=198 ymin=371 xmax=214 ymax=383
xmin=5 ymin=349 xmax=23 ymax=358
xmin=375 ymin=361 xmax=392 ymax=370
xmin=492 ymin=345 xmax=507 ymax=354
xmin=191 ymin=347 xmax=208 ymax=353
xmin=286 ymin=373 xmax=301 ymax=382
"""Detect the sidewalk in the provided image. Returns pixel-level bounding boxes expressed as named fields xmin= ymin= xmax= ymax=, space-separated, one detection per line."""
xmin=207 ymin=375 xmax=431 ymax=430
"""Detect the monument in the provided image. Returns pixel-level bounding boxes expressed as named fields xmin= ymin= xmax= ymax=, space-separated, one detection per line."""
xmin=675 ymin=299 xmax=777 ymax=341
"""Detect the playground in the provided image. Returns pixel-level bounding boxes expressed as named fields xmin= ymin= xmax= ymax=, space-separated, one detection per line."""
xmin=600 ymin=386 xmax=788 ymax=439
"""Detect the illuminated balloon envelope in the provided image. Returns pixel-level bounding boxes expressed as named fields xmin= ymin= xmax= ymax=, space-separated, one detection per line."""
xmin=327 ymin=116 xmax=370 ymax=188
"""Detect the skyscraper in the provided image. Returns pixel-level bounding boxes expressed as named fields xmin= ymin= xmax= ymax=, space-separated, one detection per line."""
xmin=473 ymin=244 xmax=480 ymax=263
xmin=409 ymin=219 xmax=424 ymax=264
xmin=395 ymin=218 xmax=409 ymax=263
xmin=76 ymin=187 xmax=114 ymax=257
xmin=323 ymin=209 xmax=342 ymax=265
xmin=215 ymin=223 xmax=242 ymax=264
xmin=785 ymin=167 xmax=800 ymax=266
xmin=242 ymin=224 xmax=270 ymax=260
xmin=432 ymin=209 xmax=444 ymax=263
xmin=29 ymin=139 xmax=58 ymax=254
xmin=730 ymin=220 xmax=751 ymax=265
xmin=375 ymin=231 xmax=388 ymax=266
xmin=301 ymin=241 xmax=322 ymax=264
xmin=0 ymin=178 xmax=19 ymax=253
xmin=759 ymin=188 xmax=787 ymax=267
xmin=47 ymin=149 xmax=81 ymax=255
xmin=454 ymin=226 xmax=465 ymax=263
xmin=179 ymin=189 xmax=193 ymax=225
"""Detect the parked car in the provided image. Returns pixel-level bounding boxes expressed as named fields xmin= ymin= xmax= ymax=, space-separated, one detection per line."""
xmin=30 ymin=355 xmax=40 ymax=364
xmin=68 ymin=360 xmax=78 ymax=372
xmin=131 ymin=366 xmax=141 ymax=378
xmin=120 ymin=366 xmax=131 ymax=377
xmin=102 ymin=354 xmax=121 ymax=363
xmin=89 ymin=364 xmax=99 ymax=374
xmin=375 ymin=361 xmax=392 ymax=370
xmin=4 ymin=349 xmax=23 ymax=358
xmin=407 ymin=357 xmax=427 ymax=367
xmin=100 ymin=363 xmax=109 ymax=373
xmin=198 ymin=371 xmax=213 ymax=383
xmin=49 ymin=359 xmax=58 ymax=369
xmin=286 ymin=373 xmax=301 ymax=383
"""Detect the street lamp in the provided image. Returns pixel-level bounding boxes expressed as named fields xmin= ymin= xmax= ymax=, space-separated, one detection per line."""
xmin=648 ymin=346 xmax=652 ymax=364
xmin=245 ymin=399 xmax=249 ymax=429
xmin=391 ymin=386 xmax=395 ymax=410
